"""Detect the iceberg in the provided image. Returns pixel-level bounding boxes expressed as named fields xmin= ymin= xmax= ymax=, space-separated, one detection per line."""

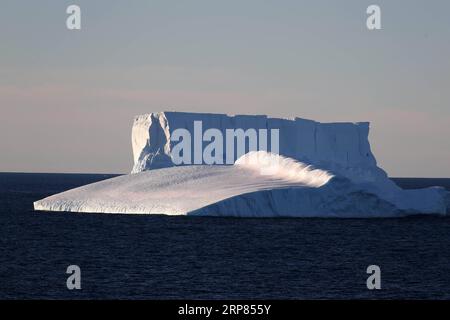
xmin=34 ymin=112 xmax=449 ymax=217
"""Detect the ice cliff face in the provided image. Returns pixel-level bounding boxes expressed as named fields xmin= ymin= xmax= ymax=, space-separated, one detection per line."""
xmin=131 ymin=112 xmax=385 ymax=184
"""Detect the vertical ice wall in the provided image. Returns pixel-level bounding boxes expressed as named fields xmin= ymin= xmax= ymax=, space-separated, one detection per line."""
xmin=131 ymin=111 xmax=389 ymax=185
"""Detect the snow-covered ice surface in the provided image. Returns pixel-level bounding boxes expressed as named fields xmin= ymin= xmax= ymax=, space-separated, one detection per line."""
xmin=34 ymin=152 xmax=448 ymax=217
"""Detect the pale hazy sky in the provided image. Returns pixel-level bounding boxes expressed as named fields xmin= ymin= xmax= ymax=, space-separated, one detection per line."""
xmin=1 ymin=0 xmax=449 ymax=176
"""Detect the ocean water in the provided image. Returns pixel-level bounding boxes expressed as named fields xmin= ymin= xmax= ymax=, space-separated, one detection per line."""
xmin=0 ymin=172 xmax=449 ymax=299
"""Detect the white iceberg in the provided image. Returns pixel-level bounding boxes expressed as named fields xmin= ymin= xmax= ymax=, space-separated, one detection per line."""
xmin=34 ymin=112 xmax=449 ymax=217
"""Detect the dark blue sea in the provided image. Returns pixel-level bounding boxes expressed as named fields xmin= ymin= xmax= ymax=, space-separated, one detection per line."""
xmin=1 ymin=173 xmax=449 ymax=299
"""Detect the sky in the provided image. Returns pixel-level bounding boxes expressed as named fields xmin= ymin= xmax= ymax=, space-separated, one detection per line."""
xmin=0 ymin=0 xmax=449 ymax=177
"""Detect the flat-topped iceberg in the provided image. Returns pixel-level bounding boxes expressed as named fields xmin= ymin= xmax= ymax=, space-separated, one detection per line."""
xmin=34 ymin=112 xmax=449 ymax=217
xmin=131 ymin=112 xmax=381 ymax=182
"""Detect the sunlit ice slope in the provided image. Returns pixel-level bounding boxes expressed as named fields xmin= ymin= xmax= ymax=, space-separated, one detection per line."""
xmin=34 ymin=152 xmax=448 ymax=217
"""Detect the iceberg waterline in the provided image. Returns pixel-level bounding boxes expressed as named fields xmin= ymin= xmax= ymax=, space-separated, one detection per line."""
xmin=34 ymin=112 xmax=449 ymax=217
